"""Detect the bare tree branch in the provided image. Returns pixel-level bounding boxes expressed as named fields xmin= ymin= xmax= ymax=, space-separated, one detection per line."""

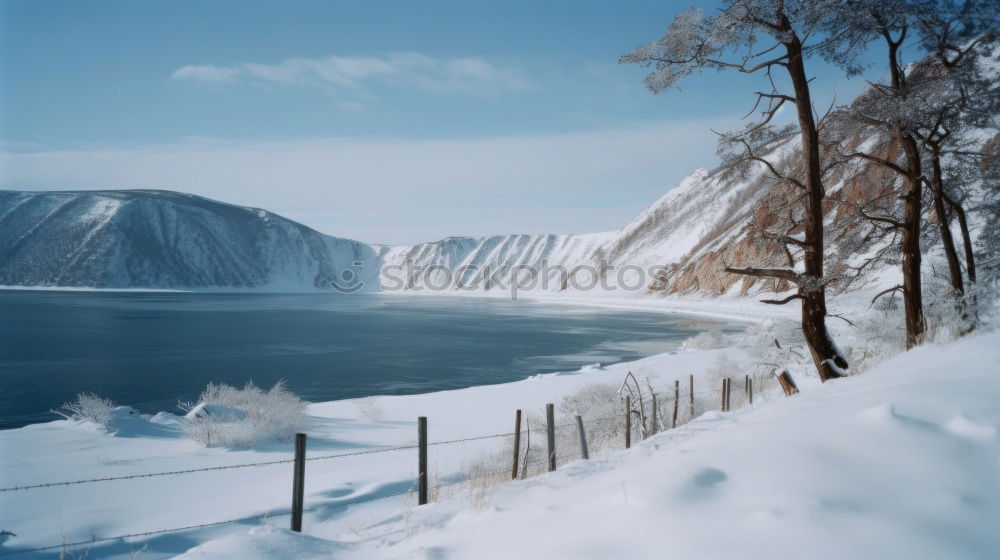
xmin=842 ymin=150 xmax=908 ymax=176
xmin=724 ymin=266 xmax=803 ymax=284
xmin=870 ymin=285 xmax=903 ymax=305
xmin=856 ymin=205 xmax=904 ymax=228
xmin=760 ymin=294 xmax=805 ymax=305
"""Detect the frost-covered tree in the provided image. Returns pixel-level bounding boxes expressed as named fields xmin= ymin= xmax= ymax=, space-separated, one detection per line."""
xmin=821 ymin=0 xmax=931 ymax=348
xmin=823 ymin=0 xmax=998 ymax=343
xmin=621 ymin=0 xmax=849 ymax=381
xmin=909 ymin=9 xmax=999 ymax=302
xmin=976 ymin=136 xmax=1000 ymax=281
xmin=912 ymin=45 xmax=998 ymax=328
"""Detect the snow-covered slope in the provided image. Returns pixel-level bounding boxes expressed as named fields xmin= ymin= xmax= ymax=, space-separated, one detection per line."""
xmin=350 ymin=332 xmax=1000 ymax=560
xmin=593 ymin=159 xmax=781 ymax=296
xmin=381 ymin=232 xmax=609 ymax=291
xmin=0 ymin=190 xmax=384 ymax=290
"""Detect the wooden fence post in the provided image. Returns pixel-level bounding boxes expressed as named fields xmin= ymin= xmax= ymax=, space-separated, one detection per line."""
xmin=720 ymin=378 xmax=727 ymax=411
xmin=728 ymin=378 xmax=733 ymax=410
xmin=546 ymin=403 xmax=557 ymax=472
xmin=651 ymin=394 xmax=658 ymax=434
xmin=290 ymin=432 xmax=306 ymax=532
xmin=672 ymin=379 xmax=680 ymax=428
xmin=576 ymin=415 xmax=589 ymax=460
xmin=418 ymin=417 xmax=428 ymax=505
xmin=521 ymin=418 xmax=531 ymax=480
xmin=777 ymin=370 xmax=799 ymax=396
xmin=625 ymin=395 xmax=632 ymax=449
xmin=748 ymin=376 xmax=753 ymax=405
xmin=689 ymin=374 xmax=694 ymax=421
xmin=511 ymin=409 xmax=522 ymax=480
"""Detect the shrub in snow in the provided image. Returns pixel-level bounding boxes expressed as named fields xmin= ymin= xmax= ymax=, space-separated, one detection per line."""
xmin=850 ymin=301 xmax=908 ymax=374
xmin=184 ymin=402 xmax=248 ymax=423
xmin=679 ymin=328 xmax=729 ymax=351
xmin=921 ymin=266 xmax=995 ymax=343
xmin=460 ymin=383 xmax=630 ymax=486
xmin=53 ymin=392 xmax=118 ymax=427
xmin=560 ymin=382 xmax=627 ymax=452
xmin=179 ymin=381 xmax=306 ymax=448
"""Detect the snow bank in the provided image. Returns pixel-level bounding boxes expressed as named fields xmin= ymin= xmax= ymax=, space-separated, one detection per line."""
xmin=357 ymin=332 xmax=1000 ymax=560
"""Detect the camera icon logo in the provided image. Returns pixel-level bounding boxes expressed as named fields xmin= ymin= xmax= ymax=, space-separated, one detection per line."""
xmin=328 ymin=261 xmax=367 ymax=294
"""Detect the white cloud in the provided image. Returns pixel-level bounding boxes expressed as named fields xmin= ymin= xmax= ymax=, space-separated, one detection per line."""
xmin=170 ymin=64 xmax=240 ymax=85
xmin=170 ymin=53 xmax=529 ymax=95
xmin=0 ymin=120 xmax=728 ymax=245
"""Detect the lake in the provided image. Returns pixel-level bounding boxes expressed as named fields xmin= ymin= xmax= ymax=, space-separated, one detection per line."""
xmin=0 ymin=290 xmax=733 ymax=429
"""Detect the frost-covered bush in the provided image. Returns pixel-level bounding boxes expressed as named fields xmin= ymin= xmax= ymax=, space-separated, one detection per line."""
xmin=53 ymin=392 xmax=117 ymax=427
xmin=847 ymin=295 xmax=908 ymax=373
xmin=180 ymin=381 xmax=306 ymax=448
xmin=679 ymin=328 xmax=729 ymax=351
xmin=922 ymin=267 xmax=996 ymax=344
xmin=559 ymin=382 xmax=627 ymax=453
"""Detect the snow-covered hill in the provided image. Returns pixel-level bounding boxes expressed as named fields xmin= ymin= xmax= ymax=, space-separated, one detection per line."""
xmin=380 ymin=232 xmax=609 ymax=291
xmin=0 ymin=190 xmax=385 ymax=290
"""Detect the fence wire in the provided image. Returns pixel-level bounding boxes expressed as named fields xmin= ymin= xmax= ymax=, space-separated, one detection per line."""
xmin=0 ymin=385 xmax=772 ymax=555
xmin=0 ymin=431 xmax=520 ymax=493
xmin=0 ymin=392 xmax=760 ymax=493
xmin=0 ymin=459 xmax=583 ymax=558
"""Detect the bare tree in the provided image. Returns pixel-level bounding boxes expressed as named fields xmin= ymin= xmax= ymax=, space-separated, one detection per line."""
xmin=621 ymin=0 xmax=849 ymax=381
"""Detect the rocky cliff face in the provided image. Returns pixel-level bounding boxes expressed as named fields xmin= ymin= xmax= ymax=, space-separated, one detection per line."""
xmin=621 ymin=132 xmax=902 ymax=298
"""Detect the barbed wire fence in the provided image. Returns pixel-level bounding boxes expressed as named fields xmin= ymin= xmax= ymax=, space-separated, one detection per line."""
xmin=0 ymin=370 xmax=791 ymax=557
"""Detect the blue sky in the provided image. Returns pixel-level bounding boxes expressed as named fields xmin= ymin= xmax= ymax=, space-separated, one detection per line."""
xmin=1 ymin=0 xmax=874 ymax=243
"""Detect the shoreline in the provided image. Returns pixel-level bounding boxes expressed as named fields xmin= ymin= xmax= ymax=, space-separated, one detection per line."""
xmin=0 ymin=290 xmax=766 ymax=432
xmin=1 ymin=283 xmax=784 ymax=324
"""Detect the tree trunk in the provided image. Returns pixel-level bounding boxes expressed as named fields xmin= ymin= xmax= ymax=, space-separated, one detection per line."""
xmin=784 ymin=35 xmax=846 ymax=381
xmin=945 ymin=192 xmax=977 ymax=284
xmin=881 ymin=28 xmax=926 ymax=349
xmin=899 ymin=134 xmax=926 ymax=349
xmin=945 ymin=189 xmax=979 ymax=334
xmin=929 ymin=144 xmax=964 ymax=294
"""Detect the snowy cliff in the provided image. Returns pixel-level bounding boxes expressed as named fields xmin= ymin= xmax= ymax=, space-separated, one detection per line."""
xmin=0 ymin=190 xmax=384 ymax=290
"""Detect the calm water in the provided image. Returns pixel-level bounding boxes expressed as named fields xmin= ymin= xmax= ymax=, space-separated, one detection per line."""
xmin=0 ymin=290 xmax=732 ymax=429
